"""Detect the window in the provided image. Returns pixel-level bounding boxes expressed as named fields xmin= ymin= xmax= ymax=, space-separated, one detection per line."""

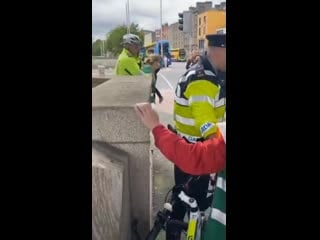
xmin=199 ymin=40 xmax=205 ymax=49
xmin=204 ymin=16 xmax=206 ymax=24
xmin=199 ymin=18 xmax=201 ymax=25
xmin=199 ymin=28 xmax=201 ymax=36
xmin=203 ymin=27 xmax=206 ymax=35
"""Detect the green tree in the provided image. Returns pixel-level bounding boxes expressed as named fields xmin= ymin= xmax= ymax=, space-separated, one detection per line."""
xmin=106 ymin=23 xmax=144 ymax=56
xmin=92 ymin=39 xmax=105 ymax=56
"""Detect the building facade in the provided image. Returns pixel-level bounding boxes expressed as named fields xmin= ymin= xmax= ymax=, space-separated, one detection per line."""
xmin=166 ymin=1 xmax=226 ymax=55
xmin=155 ymin=23 xmax=169 ymax=41
xmin=143 ymin=31 xmax=156 ymax=46
xmin=168 ymin=22 xmax=185 ymax=49
xmin=197 ymin=9 xmax=226 ymax=51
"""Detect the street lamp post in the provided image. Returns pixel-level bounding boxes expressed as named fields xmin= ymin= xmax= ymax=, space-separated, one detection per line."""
xmin=160 ymin=0 xmax=163 ymax=61
xmin=100 ymin=41 xmax=102 ymax=56
xmin=102 ymin=39 xmax=105 ymax=57
xmin=126 ymin=0 xmax=130 ymax=34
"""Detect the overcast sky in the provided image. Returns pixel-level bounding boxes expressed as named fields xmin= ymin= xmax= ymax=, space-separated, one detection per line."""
xmin=92 ymin=0 xmax=224 ymax=40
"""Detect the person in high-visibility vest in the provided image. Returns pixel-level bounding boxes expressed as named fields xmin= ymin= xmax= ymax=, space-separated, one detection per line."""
xmin=170 ymin=33 xmax=226 ymax=238
xmin=174 ymin=34 xmax=226 ymax=142
xmin=134 ymin=102 xmax=226 ymax=240
xmin=115 ymin=33 xmax=144 ymax=76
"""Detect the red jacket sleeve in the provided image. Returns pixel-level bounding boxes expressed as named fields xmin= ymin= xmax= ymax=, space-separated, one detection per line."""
xmin=152 ymin=124 xmax=226 ymax=175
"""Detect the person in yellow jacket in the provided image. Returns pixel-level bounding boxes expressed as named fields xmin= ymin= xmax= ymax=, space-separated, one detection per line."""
xmin=174 ymin=34 xmax=226 ymax=142
xmin=168 ymin=34 xmax=226 ymax=239
xmin=115 ymin=33 xmax=143 ymax=76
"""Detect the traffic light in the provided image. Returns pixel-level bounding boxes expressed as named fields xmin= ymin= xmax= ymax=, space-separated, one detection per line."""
xmin=178 ymin=11 xmax=192 ymax=33
xmin=178 ymin=13 xmax=183 ymax=31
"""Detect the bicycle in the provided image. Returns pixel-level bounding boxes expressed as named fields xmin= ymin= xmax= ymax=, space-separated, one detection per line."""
xmin=145 ymin=177 xmax=210 ymax=240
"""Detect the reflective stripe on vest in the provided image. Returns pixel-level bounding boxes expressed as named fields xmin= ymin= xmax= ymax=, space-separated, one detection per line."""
xmin=174 ymin=114 xmax=195 ymax=126
xmin=210 ymin=208 xmax=226 ymax=226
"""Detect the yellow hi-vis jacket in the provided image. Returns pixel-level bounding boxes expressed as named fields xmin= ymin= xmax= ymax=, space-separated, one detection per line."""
xmin=115 ymin=48 xmax=143 ymax=76
xmin=174 ymin=57 xmax=226 ymax=142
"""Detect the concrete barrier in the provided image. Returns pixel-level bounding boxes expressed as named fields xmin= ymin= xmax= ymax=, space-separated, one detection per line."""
xmin=92 ymin=77 xmax=110 ymax=88
xmin=92 ymin=75 xmax=152 ymax=239
xmin=92 ymin=141 xmax=131 ymax=240
xmin=92 ymin=58 xmax=118 ymax=69
xmin=97 ymin=65 xmax=105 ymax=76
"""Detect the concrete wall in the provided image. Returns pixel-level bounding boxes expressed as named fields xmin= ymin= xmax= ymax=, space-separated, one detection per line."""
xmin=92 ymin=77 xmax=109 ymax=88
xmin=92 ymin=75 xmax=152 ymax=239
xmin=92 ymin=141 xmax=131 ymax=240
xmin=92 ymin=58 xmax=118 ymax=69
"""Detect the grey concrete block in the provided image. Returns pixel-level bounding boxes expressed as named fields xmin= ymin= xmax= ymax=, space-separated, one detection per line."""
xmin=92 ymin=58 xmax=118 ymax=68
xmin=92 ymin=76 xmax=151 ymax=108
xmin=110 ymin=143 xmax=152 ymax=239
xmin=92 ymin=141 xmax=131 ymax=240
xmin=92 ymin=77 xmax=110 ymax=88
xmin=92 ymin=75 xmax=152 ymax=143
xmin=92 ymin=75 xmax=153 ymax=239
xmin=92 ymin=107 xmax=150 ymax=143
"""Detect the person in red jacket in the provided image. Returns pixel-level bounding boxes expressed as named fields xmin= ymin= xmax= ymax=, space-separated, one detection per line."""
xmin=134 ymin=102 xmax=226 ymax=175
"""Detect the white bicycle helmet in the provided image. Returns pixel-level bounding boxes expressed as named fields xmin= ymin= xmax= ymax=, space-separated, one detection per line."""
xmin=122 ymin=34 xmax=142 ymax=46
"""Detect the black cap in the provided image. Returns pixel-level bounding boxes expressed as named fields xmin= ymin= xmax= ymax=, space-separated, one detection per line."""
xmin=206 ymin=34 xmax=226 ymax=48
